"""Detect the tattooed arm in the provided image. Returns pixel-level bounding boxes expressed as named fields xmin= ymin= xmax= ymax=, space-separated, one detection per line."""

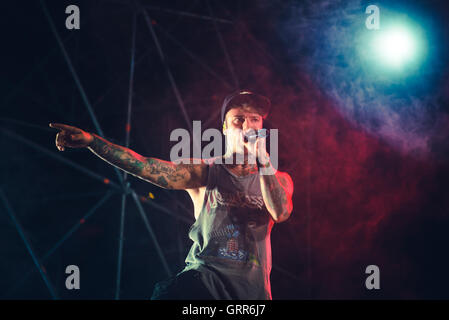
xmin=250 ymin=138 xmax=293 ymax=223
xmin=87 ymin=134 xmax=208 ymax=189
xmin=259 ymin=164 xmax=294 ymax=223
xmin=49 ymin=123 xmax=207 ymax=190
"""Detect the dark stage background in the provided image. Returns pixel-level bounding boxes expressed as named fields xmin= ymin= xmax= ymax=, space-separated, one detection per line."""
xmin=1 ymin=0 xmax=449 ymax=299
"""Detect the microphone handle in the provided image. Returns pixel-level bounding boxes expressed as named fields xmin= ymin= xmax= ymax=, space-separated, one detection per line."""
xmin=243 ymin=129 xmax=269 ymax=142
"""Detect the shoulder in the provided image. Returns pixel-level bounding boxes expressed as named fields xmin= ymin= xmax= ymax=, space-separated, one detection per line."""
xmin=179 ymin=158 xmax=209 ymax=179
xmin=276 ymin=171 xmax=294 ymax=194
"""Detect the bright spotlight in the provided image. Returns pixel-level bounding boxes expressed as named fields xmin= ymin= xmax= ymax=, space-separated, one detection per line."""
xmin=373 ymin=27 xmax=418 ymax=68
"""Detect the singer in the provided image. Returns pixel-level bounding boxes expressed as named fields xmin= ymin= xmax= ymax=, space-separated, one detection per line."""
xmin=49 ymin=90 xmax=293 ymax=300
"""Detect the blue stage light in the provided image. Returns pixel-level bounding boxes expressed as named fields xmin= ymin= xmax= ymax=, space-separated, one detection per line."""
xmin=373 ymin=27 xmax=417 ymax=67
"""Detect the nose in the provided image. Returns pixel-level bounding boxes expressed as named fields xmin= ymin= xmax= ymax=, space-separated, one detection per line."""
xmin=242 ymin=118 xmax=250 ymax=131
xmin=241 ymin=118 xmax=259 ymax=138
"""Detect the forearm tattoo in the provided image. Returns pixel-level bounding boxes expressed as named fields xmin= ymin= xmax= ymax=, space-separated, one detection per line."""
xmin=88 ymin=134 xmax=197 ymax=189
xmin=143 ymin=158 xmax=192 ymax=189
xmin=88 ymin=134 xmax=147 ymax=173
xmin=260 ymin=173 xmax=292 ymax=222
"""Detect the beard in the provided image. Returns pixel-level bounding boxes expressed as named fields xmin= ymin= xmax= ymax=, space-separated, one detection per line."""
xmin=224 ymin=134 xmax=258 ymax=165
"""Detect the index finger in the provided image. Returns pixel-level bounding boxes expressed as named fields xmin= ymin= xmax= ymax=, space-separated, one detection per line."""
xmin=49 ymin=123 xmax=81 ymax=133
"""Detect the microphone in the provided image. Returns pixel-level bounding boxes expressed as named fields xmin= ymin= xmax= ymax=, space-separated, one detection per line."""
xmin=243 ymin=129 xmax=269 ymax=142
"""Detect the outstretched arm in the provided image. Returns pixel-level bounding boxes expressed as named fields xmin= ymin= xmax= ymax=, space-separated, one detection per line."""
xmin=88 ymin=134 xmax=207 ymax=189
xmin=49 ymin=123 xmax=207 ymax=190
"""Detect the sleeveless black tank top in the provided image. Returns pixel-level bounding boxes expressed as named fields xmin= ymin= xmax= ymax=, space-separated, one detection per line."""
xmin=180 ymin=157 xmax=274 ymax=300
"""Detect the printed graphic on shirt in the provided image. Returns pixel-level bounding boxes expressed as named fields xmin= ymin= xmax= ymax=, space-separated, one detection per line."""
xmin=202 ymin=224 xmax=262 ymax=265
xmin=217 ymin=224 xmax=247 ymax=261
xmin=205 ymin=189 xmax=264 ymax=212
xmin=248 ymin=253 xmax=260 ymax=266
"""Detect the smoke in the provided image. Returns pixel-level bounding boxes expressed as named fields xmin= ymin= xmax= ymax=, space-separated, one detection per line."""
xmin=128 ymin=0 xmax=449 ymax=298
xmin=279 ymin=0 xmax=449 ymax=158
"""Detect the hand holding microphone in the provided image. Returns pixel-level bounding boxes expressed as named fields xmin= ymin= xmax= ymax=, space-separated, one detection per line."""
xmin=243 ymin=129 xmax=269 ymax=143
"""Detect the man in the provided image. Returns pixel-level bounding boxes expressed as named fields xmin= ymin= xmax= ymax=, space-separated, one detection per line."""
xmin=49 ymin=90 xmax=293 ymax=300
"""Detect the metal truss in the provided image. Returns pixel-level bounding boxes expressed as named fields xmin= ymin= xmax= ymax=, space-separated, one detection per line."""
xmin=1 ymin=0 xmax=302 ymax=299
